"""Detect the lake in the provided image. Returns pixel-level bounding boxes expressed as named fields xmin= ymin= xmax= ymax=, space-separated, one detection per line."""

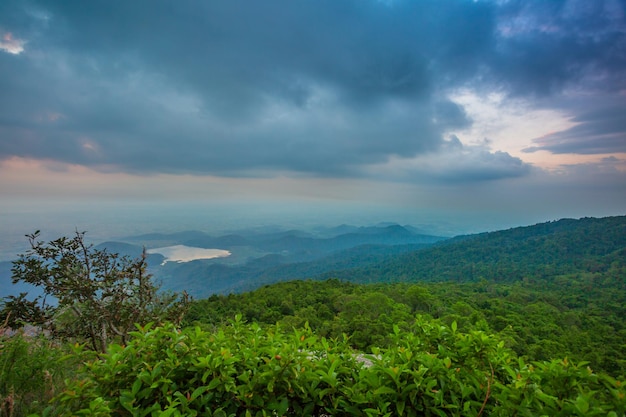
xmin=146 ymin=245 xmax=231 ymax=265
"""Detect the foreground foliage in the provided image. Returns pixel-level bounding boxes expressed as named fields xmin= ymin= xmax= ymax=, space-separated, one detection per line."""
xmin=0 ymin=331 xmax=78 ymax=417
xmin=44 ymin=317 xmax=625 ymax=417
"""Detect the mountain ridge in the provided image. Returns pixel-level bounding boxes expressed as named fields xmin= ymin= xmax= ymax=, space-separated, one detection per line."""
xmin=1 ymin=216 xmax=624 ymax=299
xmin=323 ymin=215 xmax=626 ymax=285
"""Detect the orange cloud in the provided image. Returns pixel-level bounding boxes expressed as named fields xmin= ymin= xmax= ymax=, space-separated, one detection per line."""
xmin=0 ymin=32 xmax=26 ymax=55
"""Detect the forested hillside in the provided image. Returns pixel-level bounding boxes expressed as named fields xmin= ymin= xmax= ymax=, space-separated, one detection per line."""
xmin=187 ymin=266 xmax=626 ymax=377
xmin=187 ymin=216 xmax=626 ymax=377
xmin=326 ymin=216 xmax=626 ymax=284
xmin=145 ymin=216 xmax=626 ymax=296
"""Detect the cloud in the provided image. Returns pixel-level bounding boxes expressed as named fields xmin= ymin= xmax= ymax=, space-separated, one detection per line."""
xmin=491 ymin=0 xmax=626 ymax=95
xmin=0 ymin=0 xmax=624 ymax=184
xmin=523 ymin=95 xmax=626 ymax=155
xmin=0 ymin=32 xmax=26 ymax=54
xmin=365 ymin=136 xmax=532 ymax=183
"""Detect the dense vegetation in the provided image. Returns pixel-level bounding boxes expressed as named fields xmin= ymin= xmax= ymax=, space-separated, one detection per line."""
xmin=325 ymin=216 xmax=626 ymax=284
xmin=186 ymin=265 xmax=626 ymax=378
xmin=37 ymin=319 xmax=626 ymax=416
xmin=1 ymin=216 xmax=625 ymax=416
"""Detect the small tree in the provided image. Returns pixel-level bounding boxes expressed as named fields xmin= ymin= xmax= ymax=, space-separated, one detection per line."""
xmin=3 ymin=231 xmax=189 ymax=352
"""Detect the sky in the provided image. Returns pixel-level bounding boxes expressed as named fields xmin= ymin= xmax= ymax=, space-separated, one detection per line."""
xmin=1 ymin=0 xmax=626 ymax=244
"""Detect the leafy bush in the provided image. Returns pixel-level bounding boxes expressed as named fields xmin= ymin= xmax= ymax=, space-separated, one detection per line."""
xmin=0 ymin=331 xmax=77 ymax=417
xmin=44 ymin=317 xmax=625 ymax=416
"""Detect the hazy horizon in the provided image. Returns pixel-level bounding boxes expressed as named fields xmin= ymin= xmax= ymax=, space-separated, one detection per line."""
xmin=2 ymin=199 xmax=623 ymax=262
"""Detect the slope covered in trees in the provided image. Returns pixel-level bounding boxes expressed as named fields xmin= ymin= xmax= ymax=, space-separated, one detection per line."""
xmin=325 ymin=216 xmax=626 ymax=284
xmin=144 ymin=216 xmax=626 ymax=296
xmin=187 ymin=262 xmax=626 ymax=378
xmin=186 ymin=216 xmax=626 ymax=378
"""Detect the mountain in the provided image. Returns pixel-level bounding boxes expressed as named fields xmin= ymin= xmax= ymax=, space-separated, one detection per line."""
xmin=0 ymin=260 xmax=44 ymax=299
xmin=4 ymin=217 xmax=622 ymax=300
xmin=224 ymin=243 xmax=432 ymax=294
xmin=159 ymin=215 xmax=626 ymax=297
xmin=92 ymin=224 xmax=442 ymax=297
xmin=123 ymin=225 xmax=441 ymax=254
xmin=325 ymin=216 xmax=626 ymax=284
xmin=94 ymin=241 xmax=145 ymax=258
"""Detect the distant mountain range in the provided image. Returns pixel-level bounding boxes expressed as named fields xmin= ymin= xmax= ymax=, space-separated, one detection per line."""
xmin=115 ymin=224 xmax=445 ymax=296
xmin=1 ymin=216 xmax=624 ymax=299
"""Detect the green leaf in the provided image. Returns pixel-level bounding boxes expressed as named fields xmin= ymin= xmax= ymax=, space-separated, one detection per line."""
xmin=190 ymin=385 xmax=211 ymax=401
xmin=132 ymin=379 xmax=143 ymax=396
xmin=159 ymin=407 xmax=181 ymax=417
xmin=374 ymin=386 xmax=397 ymax=396
xmin=120 ymin=393 xmax=137 ymax=413
xmin=575 ymin=395 xmax=589 ymax=414
xmin=208 ymin=378 xmax=221 ymax=390
xmin=397 ymin=400 xmax=406 ymax=415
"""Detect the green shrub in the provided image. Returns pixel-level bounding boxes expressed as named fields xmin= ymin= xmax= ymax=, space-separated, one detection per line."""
xmin=45 ymin=317 xmax=625 ymax=416
xmin=0 ymin=332 xmax=77 ymax=417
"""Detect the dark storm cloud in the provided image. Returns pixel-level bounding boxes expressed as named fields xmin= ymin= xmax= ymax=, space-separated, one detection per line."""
xmin=492 ymin=0 xmax=626 ymax=95
xmin=0 ymin=0 xmax=624 ymax=180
